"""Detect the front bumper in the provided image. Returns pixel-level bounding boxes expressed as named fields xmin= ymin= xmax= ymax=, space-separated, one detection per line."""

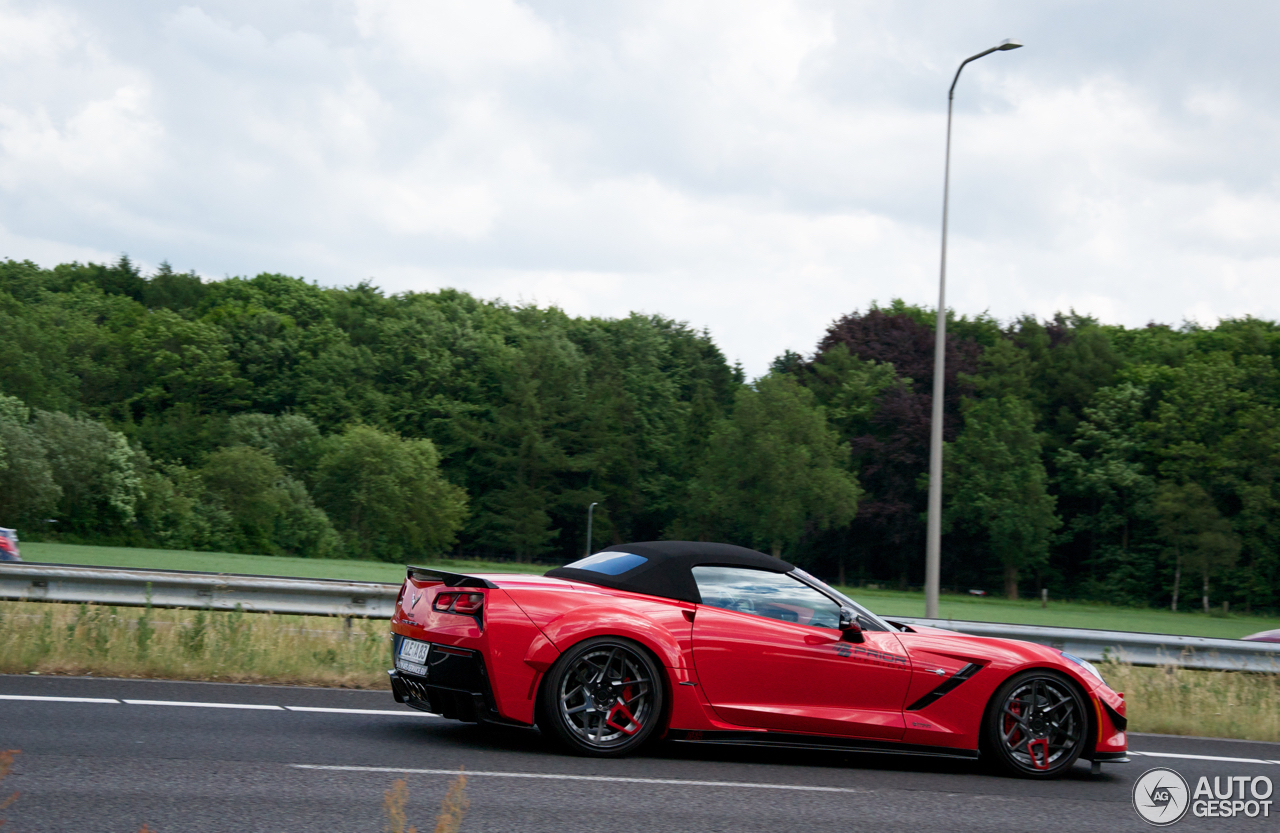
xmin=1086 ymin=690 xmax=1128 ymax=763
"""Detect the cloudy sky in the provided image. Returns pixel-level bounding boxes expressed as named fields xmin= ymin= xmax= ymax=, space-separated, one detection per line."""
xmin=2 ymin=1 xmax=1278 ymax=376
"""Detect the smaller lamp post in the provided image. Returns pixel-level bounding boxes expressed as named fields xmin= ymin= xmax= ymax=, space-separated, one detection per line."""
xmin=585 ymin=502 xmax=599 ymax=558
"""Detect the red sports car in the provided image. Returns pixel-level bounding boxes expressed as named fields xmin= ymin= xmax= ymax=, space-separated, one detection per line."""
xmin=388 ymin=541 xmax=1128 ymax=778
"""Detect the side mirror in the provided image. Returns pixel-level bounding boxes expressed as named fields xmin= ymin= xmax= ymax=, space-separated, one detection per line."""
xmin=839 ymin=608 xmax=865 ymax=643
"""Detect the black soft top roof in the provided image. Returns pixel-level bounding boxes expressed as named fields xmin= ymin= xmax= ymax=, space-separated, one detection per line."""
xmin=544 ymin=541 xmax=794 ymax=604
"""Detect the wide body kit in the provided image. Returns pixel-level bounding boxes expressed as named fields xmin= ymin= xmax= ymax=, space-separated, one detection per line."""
xmin=388 ymin=542 xmax=1127 ymax=777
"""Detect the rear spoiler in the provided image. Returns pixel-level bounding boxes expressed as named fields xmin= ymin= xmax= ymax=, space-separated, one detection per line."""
xmin=406 ymin=566 xmax=497 ymax=589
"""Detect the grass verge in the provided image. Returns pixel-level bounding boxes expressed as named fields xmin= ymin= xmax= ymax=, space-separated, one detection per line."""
xmin=0 ymin=600 xmax=390 ymax=688
xmin=844 ymin=585 xmax=1280 ymax=640
xmin=18 ymin=541 xmax=548 ymax=583
xmin=2 ymin=600 xmax=1278 ymax=743
xmin=1102 ymin=660 xmax=1280 ymax=743
xmin=19 ymin=541 xmax=1280 ymax=639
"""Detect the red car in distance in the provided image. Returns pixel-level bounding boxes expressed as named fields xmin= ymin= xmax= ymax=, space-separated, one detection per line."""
xmin=388 ymin=541 xmax=1128 ymax=778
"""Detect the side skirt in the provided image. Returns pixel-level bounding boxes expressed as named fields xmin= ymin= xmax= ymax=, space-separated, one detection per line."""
xmin=666 ymin=729 xmax=980 ymax=761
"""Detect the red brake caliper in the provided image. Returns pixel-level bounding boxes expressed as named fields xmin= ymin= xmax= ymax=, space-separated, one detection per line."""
xmin=1027 ymin=738 xmax=1050 ymax=770
xmin=605 ymin=683 xmax=641 ymax=735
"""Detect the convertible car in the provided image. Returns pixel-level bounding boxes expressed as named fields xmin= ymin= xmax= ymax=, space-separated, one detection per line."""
xmin=388 ymin=541 xmax=1128 ymax=778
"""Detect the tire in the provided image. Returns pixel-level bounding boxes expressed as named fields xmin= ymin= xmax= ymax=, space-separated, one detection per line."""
xmin=983 ymin=669 xmax=1090 ymax=779
xmin=538 ymin=636 xmax=665 ymax=757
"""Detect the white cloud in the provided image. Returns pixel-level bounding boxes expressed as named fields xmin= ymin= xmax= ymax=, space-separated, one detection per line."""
xmin=2 ymin=0 xmax=1280 ymax=375
xmin=352 ymin=0 xmax=562 ymax=77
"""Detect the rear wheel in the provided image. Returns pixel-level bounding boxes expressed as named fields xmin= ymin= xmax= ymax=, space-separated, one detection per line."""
xmin=539 ymin=636 xmax=664 ymax=757
xmin=984 ymin=670 xmax=1089 ymax=778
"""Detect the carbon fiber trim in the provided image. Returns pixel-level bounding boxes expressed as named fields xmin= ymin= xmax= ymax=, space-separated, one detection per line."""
xmin=906 ymin=662 xmax=982 ymax=711
xmin=667 ymin=729 xmax=980 ymax=760
xmin=405 ymin=566 xmax=497 ymax=588
xmin=1101 ymin=699 xmax=1127 ymax=731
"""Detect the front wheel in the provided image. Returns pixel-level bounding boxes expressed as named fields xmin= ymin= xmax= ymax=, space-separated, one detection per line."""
xmin=539 ymin=636 xmax=665 ymax=757
xmin=983 ymin=670 xmax=1089 ymax=778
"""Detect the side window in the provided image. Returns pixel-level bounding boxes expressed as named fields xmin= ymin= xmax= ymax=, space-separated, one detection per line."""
xmin=692 ymin=566 xmax=841 ymax=629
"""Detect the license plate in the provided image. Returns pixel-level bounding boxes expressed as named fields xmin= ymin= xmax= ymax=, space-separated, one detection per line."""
xmin=397 ymin=638 xmax=430 ymax=677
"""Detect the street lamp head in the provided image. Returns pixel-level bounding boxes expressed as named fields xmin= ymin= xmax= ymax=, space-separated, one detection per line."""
xmin=997 ymin=39 xmax=1022 ymax=51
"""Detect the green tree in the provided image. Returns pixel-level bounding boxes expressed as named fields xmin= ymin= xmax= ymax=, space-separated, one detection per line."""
xmin=799 ymin=344 xmax=904 ymax=439
xmin=226 ymin=412 xmax=324 ymax=476
xmin=1055 ymin=382 xmax=1158 ymax=602
xmin=466 ymin=324 xmax=583 ymax=561
xmin=1009 ymin=314 xmax=1121 ymax=450
xmin=0 ymin=396 xmax=60 ymax=528
xmin=1153 ymin=481 xmax=1240 ymax=612
xmin=200 ymin=446 xmax=339 ymax=557
xmin=31 ymin=410 xmax=144 ymax=534
xmin=685 ymin=374 xmax=861 ymax=557
xmin=314 ymin=425 xmax=468 ymax=561
xmin=947 ymin=396 xmax=1060 ymax=598
xmin=133 ymin=463 xmax=208 ymax=551
xmin=1143 ymin=353 xmax=1280 ymax=610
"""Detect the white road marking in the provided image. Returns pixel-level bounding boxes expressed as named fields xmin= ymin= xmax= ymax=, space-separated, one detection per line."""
xmin=291 ymin=764 xmax=874 ymax=793
xmin=1131 ymin=751 xmax=1280 ymax=765
xmin=0 ymin=694 xmax=119 ymax=704
xmin=122 ymin=699 xmax=284 ymax=710
xmin=0 ymin=694 xmax=432 ymax=715
xmin=7 ymin=695 xmax=1279 ymax=767
xmin=285 ymin=706 xmax=439 ymax=717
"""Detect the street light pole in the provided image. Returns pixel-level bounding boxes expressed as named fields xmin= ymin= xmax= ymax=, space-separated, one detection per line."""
xmin=925 ymin=38 xmax=1022 ymax=619
xmin=585 ymin=502 xmax=599 ymax=558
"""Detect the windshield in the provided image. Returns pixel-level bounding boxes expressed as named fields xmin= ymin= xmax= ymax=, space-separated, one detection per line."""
xmin=789 ymin=569 xmax=897 ymax=632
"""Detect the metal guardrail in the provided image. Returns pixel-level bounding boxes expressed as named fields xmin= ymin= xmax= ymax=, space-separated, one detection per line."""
xmin=0 ymin=563 xmax=399 ymax=618
xmin=894 ymin=617 xmax=1280 ymax=673
xmin=4 ymin=563 xmax=1280 ymax=671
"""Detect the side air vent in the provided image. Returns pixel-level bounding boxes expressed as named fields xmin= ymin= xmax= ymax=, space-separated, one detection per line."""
xmin=906 ymin=663 xmax=982 ymax=711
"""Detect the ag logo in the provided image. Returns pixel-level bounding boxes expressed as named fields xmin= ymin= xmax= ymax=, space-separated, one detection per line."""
xmin=1133 ymin=767 xmax=1190 ymax=826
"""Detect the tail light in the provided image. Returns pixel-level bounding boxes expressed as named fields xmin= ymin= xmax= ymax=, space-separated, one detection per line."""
xmin=434 ymin=592 xmax=485 ymax=616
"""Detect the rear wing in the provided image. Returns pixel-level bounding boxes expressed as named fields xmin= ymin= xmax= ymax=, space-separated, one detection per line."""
xmin=406 ymin=566 xmax=497 ymax=589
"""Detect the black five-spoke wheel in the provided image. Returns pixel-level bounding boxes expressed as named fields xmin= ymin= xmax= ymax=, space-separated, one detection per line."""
xmin=540 ymin=636 xmax=664 ymax=757
xmin=984 ymin=670 xmax=1089 ymax=778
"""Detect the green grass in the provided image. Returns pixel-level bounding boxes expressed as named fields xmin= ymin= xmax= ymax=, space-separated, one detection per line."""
xmin=837 ymin=585 xmax=1280 ymax=639
xmin=1101 ymin=661 xmax=1280 ymax=743
xmin=0 ymin=599 xmax=391 ymax=688
xmin=19 ymin=541 xmax=549 ymax=583
xmin=19 ymin=542 xmax=1280 ymax=639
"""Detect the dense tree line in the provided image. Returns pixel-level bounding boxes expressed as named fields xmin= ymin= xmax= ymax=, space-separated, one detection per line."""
xmin=0 ymin=257 xmax=739 ymax=562
xmin=2 ymin=257 xmax=1278 ymax=612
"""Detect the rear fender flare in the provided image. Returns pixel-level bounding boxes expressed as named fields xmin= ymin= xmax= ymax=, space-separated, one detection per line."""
xmin=522 ymin=631 xmax=561 ymax=674
xmin=536 ymin=605 xmax=686 ymax=670
xmin=533 ymin=625 xmax=677 ymax=739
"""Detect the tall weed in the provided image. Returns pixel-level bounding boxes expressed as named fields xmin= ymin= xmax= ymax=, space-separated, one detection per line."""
xmin=383 ymin=772 xmax=468 ymax=833
xmin=1102 ymin=661 xmax=1280 ymax=742
xmin=0 ymin=601 xmax=389 ymax=688
xmin=0 ymin=749 xmax=18 ymax=827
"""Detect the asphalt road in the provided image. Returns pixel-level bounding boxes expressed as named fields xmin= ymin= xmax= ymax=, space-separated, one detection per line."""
xmin=1 ymin=674 xmax=1277 ymax=832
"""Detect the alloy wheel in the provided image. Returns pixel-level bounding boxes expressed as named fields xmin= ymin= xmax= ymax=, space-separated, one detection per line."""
xmin=556 ymin=643 xmax=656 ymax=750
xmin=996 ymin=675 xmax=1086 ymax=773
